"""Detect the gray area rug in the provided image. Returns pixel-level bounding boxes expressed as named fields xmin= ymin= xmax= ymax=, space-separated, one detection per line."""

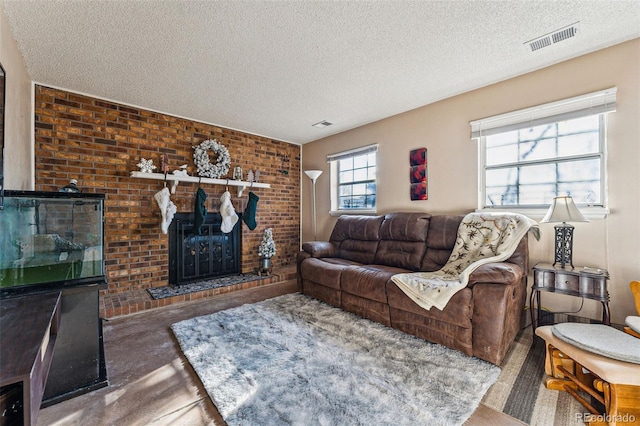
xmin=147 ymin=273 xmax=266 ymax=299
xmin=171 ymin=293 xmax=501 ymax=426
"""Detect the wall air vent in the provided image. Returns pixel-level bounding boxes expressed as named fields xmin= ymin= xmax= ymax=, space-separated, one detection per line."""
xmin=312 ymin=120 xmax=333 ymax=128
xmin=525 ymin=22 xmax=580 ymax=52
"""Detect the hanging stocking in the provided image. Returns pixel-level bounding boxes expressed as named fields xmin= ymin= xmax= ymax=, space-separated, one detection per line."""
xmin=154 ymin=187 xmax=177 ymax=234
xmin=242 ymin=191 xmax=259 ymax=230
xmin=193 ymin=187 xmax=207 ymax=235
xmin=220 ymin=190 xmax=239 ymax=233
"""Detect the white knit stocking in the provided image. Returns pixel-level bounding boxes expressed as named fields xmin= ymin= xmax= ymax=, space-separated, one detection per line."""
xmin=220 ymin=190 xmax=238 ymax=233
xmin=154 ymin=187 xmax=177 ymax=234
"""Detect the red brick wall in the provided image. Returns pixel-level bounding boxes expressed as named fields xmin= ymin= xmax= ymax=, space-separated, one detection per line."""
xmin=34 ymin=85 xmax=300 ymax=294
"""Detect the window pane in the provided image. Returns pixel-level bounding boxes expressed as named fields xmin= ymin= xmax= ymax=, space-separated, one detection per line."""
xmin=486 ymin=142 xmax=518 ymax=166
xmin=339 ymin=170 xmax=353 ymax=183
xmin=367 ymin=166 xmax=376 ymax=180
xmin=339 ymin=185 xmax=352 ymax=196
xmin=557 ymin=133 xmax=599 ymax=157
xmin=334 ymin=150 xmax=377 ymax=210
xmin=519 ymin=123 xmax=556 ymax=143
xmin=486 ymin=168 xmax=516 ymax=187
xmin=558 ymin=182 xmax=600 ymax=204
xmin=485 ymin=159 xmax=602 ymax=206
xmin=482 ymin=112 xmax=604 ymax=208
xmin=485 ymin=185 xmax=517 ymax=206
xmin=365 ymin=195 xmax=375 ymax=208
xmin=339 ymin=158 xmax=353 ymax=170
xmin=352 ymin=183 xmax=366 ymax=195
xmin=353 ymin=155 xmax=368 ymax=168
xmin=518 ymin=138 xmax=557 ymax=162
xmin=518 ymin=184 xmax=557 ymax=205
xmin=353 ymin=168 xmax=368 ymax=181
xmin=558 ymin=115 xmax=599 ymax=134
xmin=367 ymin=153 xmax=376 ymax=166
xmin=519 ymin=163 xmax=556 ymax=184
xmin=339 ymin=197 xmax=352 ymax=209
xmin=351 ymin=196 xmax=366 ymax=208
xmin=558 ymin=158 xmax=600 ymax=182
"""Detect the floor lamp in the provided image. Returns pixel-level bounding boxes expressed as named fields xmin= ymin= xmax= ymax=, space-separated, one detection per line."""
xmin=304 ymin=170 xmax=323 ymax=240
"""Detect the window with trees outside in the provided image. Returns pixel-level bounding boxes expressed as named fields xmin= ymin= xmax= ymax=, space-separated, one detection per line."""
xmin=472 ymin=88 xmax=615 ymax=215
xmin=327 ymin=144 xmax=378 ymax=214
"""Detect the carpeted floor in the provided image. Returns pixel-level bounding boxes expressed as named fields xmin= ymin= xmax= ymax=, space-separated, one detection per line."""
xmin=172 ymin=293 xmax=501 ymax=426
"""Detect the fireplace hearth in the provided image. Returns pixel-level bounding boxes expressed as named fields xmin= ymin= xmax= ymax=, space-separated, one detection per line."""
xmin=168 ymin=213 xmax=241 ymax=286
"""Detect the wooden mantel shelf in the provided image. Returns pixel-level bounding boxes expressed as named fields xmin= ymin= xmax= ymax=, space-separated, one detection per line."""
xmin=130 ymin=171 xmax=270 ymax=197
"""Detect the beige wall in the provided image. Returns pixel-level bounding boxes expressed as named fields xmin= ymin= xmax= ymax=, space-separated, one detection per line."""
xmin=302 ymin=38 xmax=640 ymax=324
xmin=0 ymin=3 xmax=33 ymax=190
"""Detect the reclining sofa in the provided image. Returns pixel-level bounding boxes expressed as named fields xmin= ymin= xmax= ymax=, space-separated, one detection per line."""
xmin=296 ymin=212 xmax=530 ymax=365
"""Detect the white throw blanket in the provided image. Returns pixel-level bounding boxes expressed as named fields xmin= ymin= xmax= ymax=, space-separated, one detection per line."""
xmin=391 ymin=212 xmax=539 ymax=311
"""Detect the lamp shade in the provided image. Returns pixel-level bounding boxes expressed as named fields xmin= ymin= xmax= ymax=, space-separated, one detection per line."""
xmin=304 ymin=170 xmax=323 ymax=181
xmin=540 ymin=195 xmax=589 ymax=224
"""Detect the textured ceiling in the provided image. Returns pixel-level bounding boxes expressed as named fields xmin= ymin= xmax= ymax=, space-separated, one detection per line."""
xmin=2 ymin=0 xmax=639 ymax=144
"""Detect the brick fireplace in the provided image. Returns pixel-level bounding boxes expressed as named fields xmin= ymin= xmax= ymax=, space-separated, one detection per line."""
xmin=33 ymin=85 xmax=301 ymax=316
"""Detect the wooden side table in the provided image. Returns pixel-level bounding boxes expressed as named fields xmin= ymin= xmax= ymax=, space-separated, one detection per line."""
xmin=0 ymin=292 xmax=61 ymax=425
xmin=530 ymin=263 xmax=610 ymax=331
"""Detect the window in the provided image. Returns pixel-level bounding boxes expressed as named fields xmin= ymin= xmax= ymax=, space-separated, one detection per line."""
xmin=472 ymin=88 xmax=615 ymax=214
xmin=327 ymin=144 xmax=378 ymax=214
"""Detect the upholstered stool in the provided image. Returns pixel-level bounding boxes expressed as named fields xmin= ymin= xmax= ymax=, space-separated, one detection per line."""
xmin=625 ymin=281 xmax=640 ymax=339
xmin=536 ymin=324 xmax=640 ymax=425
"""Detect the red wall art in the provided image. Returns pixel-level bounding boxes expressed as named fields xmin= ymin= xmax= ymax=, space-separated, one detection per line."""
xmin=409 ymin=148 xmax=427 ymax=201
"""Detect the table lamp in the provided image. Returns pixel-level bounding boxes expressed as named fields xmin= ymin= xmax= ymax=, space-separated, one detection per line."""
xmin=540 ymin=195 xmax=588 ymax=269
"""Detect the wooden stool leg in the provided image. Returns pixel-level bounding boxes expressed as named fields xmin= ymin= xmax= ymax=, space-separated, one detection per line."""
xmin=542 ymin=343 xmax=640 ymax=426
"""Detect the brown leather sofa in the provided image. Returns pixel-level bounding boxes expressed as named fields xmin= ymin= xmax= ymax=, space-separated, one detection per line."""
xmin=296 ymin=212 xmax=530 ymax=365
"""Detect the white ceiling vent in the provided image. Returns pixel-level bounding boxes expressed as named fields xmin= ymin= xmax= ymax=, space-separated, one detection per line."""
xmin=525 ymin=22 xmax=580 ymax=52
xmin=312 ymin=120 xmax=333 ymax=128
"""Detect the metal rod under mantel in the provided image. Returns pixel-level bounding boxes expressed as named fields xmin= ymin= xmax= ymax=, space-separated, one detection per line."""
xmin=130 ymin=171 xmax=270 ymax=197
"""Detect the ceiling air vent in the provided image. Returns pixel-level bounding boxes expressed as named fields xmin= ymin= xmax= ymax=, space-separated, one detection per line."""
xmin=525 ymin=22 xmax=580 ymax=52
xmin=312 ymin=120 xmax=333 ymax=128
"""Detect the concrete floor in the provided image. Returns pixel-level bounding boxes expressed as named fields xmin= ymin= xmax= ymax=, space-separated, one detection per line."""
xmin=37 ymin=281 xmax=523 ymax=426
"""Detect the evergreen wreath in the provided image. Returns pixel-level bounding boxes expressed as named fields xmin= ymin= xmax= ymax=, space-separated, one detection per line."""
xmin=193 ymin=139 xmax=231 ymax=179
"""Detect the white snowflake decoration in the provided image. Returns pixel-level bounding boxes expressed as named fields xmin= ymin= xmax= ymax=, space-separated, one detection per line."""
xmin=137 ymin=158 xmax=156 ymax=173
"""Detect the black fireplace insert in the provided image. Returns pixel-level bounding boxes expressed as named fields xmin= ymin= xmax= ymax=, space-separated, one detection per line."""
xmin=168 ymin=213 xmax=241 ymax=285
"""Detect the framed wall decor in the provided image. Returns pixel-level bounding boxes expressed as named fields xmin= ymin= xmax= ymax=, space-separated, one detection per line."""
xmin=409 ymin=148 xmax=427 ymax=201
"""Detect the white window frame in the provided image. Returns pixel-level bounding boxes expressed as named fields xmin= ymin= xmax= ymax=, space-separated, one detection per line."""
xmin=327 ymin=144 xmax=378 ymax=216
xmin=471 ymin=88 xmax=615 ymax=220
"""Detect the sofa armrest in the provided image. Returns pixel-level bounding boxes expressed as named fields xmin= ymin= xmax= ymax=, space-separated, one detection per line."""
xmin=467 ymin=262 xmax=523 ymax=287
xmin=301 ymin=241 xmax=339 ymax=258
xmin=470 ymin=263 xmax=527 ymax=365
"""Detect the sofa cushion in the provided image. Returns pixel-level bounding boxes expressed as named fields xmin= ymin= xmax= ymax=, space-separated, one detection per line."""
xmin=299 ymin=257 xmax=356 ymax=290
xmin=341 ymin=265 xmax=409 ymax=303
xmin=329 ymin=215 xmax=385 ymax=264
xmin=386 ymin=281 xmax=473 ymax=329
xmin=373 ymin=213 xmax=430 ymax=270
xmin=421 ymin=215 xmax=463 ymax=271
xmin=337 ymin=240 xmax=380 ymax=264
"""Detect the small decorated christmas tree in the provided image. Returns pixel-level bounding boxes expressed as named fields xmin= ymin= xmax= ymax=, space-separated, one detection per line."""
xmin=258 ymin=228 xmax=276 ymax=259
